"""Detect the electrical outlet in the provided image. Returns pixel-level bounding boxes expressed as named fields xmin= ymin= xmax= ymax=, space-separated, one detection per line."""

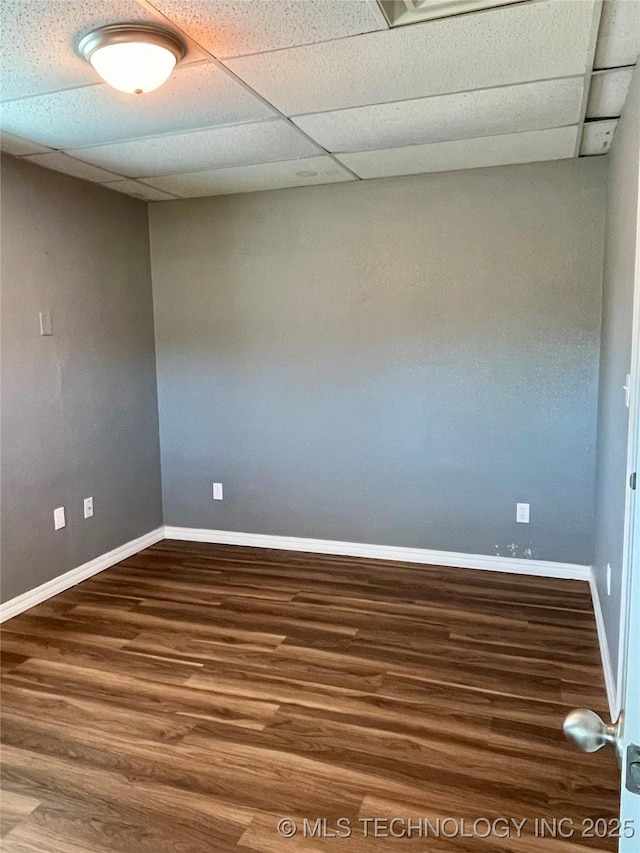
xmin=607 ymin=563 xmax=611 ymax=596
xmin=516 ymin=503 xmax=530 ymax=523
xmin=213 ymin=482 xmax=223 ymax=501
xmin=84 ymin=496 xmax=94 ymax=519
xmin=54 ymin=506 xmax=66 ymax=530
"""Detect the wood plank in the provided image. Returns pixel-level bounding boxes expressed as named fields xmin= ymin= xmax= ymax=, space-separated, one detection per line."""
xmin=1 ymin=542 xmax=619 ymax=851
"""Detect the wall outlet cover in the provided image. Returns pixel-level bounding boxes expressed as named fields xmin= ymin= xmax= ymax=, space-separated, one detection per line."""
xmin=516 ymin=502 xmax=530 ymax=523
xmin=54 ymin=506 xmax=66 ymax=530
xmin=84 ymin=496 xmax=94 ymax=519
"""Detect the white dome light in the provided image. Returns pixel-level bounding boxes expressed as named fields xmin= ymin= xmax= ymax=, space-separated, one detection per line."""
xmin=79 ymin=25 xmax=184 ymax=95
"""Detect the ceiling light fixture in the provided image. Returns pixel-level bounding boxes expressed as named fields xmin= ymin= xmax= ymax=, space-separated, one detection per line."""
xmin=79 ymin=24 xmax=185 ymax=95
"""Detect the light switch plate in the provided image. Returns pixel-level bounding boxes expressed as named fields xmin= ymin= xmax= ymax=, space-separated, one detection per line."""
xmin=624 ymin=373 xmax=631 ymax=408
xmin=39 ymin=310 xmax=53 ymax=336
xmin=54 ymin=506 xmax=66 ymax=530
xmin=213 ymin=482 xmax=223 ymax=500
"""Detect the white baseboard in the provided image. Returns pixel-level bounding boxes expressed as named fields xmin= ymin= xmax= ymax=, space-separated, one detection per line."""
xmin=0 ymin=526 xmax=165 ymax=624
xmin=588 ymin=570 xmax=618 ymax=719
xmin=163 ymin=526 xmax=591 ymax=581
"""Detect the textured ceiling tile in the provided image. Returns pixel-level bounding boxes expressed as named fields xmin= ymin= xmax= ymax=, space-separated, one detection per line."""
xmin=0 ymin=62 xmax=274 ymax=149
xmin=337 ymin=126 xmax=578 ymax=179
xmin=586 ymin=67 xmax=634 ymax=118
xmin=293 ymin=77 xmax=584 ymax=153
xmin=22 ymin=151 xmax=123 ymax=182
xmin=140 ymin=155 xmax=355 ymax=197
xmin=146 ymin=0 xmax=386 ymax=58
xmin=0 ymin=131 xmax=52 ymax=155
xmin=0 ymin=0 xmax=206 ymax=103
xmin=67 ymin=120 xmax=321 ymax=177
xmin=225 ymin=0 xmax=596 ymax=114
xmin=594 ymin=0 xmax=640 ymax=69
xmin=104 ymin=180 xmax=179 ymax=201
xmin=580 ymin=119 xmax=618 ymax=155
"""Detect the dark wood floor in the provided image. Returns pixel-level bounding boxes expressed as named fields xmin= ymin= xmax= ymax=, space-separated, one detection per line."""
xmin=0 ymin=541 xmax=619 ymax=852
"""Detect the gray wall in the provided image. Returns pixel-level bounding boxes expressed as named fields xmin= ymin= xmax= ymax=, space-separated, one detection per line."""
xmin=1 ymin=156 xmax=163 ymax=603
xmin=149 ymin=158 xmax=606 ymax=564
xmin=593 ymin=64 xmax=640 ymax=679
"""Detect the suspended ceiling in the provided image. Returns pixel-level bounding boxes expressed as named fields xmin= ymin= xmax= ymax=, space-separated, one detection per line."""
xmin=0 ymin=0 xmax=638 ymax=201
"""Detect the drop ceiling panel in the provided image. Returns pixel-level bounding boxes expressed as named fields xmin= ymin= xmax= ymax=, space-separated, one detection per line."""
xmin=293 ymin=77 xmax=584 ymax=153
xmin=0 ymin=131 xmax=52 ymax=156
xmin=225 ymin=0 xmax=596 ymax=115
xmin=68 ymin=120 xmax=321 ymax=177
xmin=580 ymin=119 xmax=618 ymax=155
xmin=594 ymin=0 xmax=640 ymax=69
xmin=0 ymin=61 xmax=274 ymax=149
xmin=146 ymin=0 xmax=386 ymax=58
xmin=0 ymin=0 xmax=207 ymax=103
xmin=22 ymin=151 xmax=123 ymax=182
xmin=337 ymin=126 xmax=578 ymax=179
xmin=587 ymin=67 xmax=634 ymax=118
xmin=105 ymin=180 xmax=179 ymax=201
xmin=142 ymin=155 xmax=355 ymax=197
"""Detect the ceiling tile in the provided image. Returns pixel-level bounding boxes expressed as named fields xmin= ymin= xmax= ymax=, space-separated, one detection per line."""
xmin=0 ymin=131 xmax=52 ymax=156
xmin=586 ymin=67 xmax=634 ymax=118
xmin=337 ymin=126 xmax=578 ymax=179
xmin=104 ymin=180 xmax=179 ymax=201
xmin=0 ymin=0 xmax=207 ymax=103
xmin=594 ymin=0 xmax=640 ymax=69
xmin=0 ymin=61 xmax=274 ymax=150
xmin=293 ymin=77 xmax=584 ymax=153
xmin=67 ymin=120 xmax=320 ymax=177
xmin=141 ymin=155 xmax=355 ymax=197
xmin=146 ymin=0 xmax=386 ymax=58
xmin=22 ymin=151 xmax=123 ymax=182
xmin=580 ymin=119 xmax=618 ymax=155
xmin=225 ymin=0 xmax=596 ymax=114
